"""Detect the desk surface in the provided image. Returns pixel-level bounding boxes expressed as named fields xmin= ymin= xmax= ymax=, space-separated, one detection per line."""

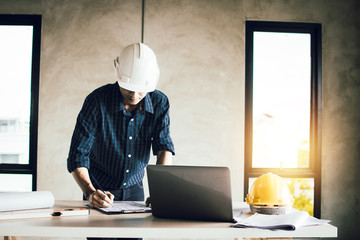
xmin=0 ymin=200 xmax=337 ymax=238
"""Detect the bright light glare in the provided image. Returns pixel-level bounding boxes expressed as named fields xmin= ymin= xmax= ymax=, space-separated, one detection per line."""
xmin=0 ymin=174 xmax=32 ymax=192
xmin=0 ymin=25 xmax=33 ymax=165
xmin=252 ymin=32 xmax=311 ymax=168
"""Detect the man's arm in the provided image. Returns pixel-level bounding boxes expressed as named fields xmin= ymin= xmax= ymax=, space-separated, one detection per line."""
xmin=145 ymin=150 xmax=172 ymax=207
xmin=156 ymin=150 xmax=173 ymax=165
xmin=72 ymin=167 xmax=114 ymax=208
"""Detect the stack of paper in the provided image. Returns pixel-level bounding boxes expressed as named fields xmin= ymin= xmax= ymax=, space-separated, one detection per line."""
xmin=0 ymin=207 xmax=89 ymax=220
xmin=0 ymin=191 xmax=89 ymax=220
xmin=232 ymin=209 xmax=330 ymax=230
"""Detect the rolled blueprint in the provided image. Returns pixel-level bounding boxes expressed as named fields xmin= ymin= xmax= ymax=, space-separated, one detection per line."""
xmin=0 ymin=191 xmax=55 ymax=211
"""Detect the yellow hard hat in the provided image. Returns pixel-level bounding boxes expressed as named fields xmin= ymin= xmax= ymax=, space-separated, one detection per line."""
xmin=246 ymin=173 xmax=294 ymax=214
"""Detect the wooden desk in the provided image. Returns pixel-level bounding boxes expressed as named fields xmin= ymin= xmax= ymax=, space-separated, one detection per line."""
xmin=0 ymin=200 xmax=337 ymax=239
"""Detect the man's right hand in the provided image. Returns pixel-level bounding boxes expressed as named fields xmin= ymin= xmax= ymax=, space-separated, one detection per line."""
xmin=88 ymin=189 xmax=114 ymax=208
xmin=71 ymin=167 xmax=115 ymax=208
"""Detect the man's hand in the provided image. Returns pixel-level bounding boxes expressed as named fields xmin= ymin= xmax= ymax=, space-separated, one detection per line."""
xmin=88 ymin=189 xmax=114 ymax=208
xmin=71 ymin=167 xmax=115 ymax=208
xmin=145 ymin=197 xmax=151 ymax=207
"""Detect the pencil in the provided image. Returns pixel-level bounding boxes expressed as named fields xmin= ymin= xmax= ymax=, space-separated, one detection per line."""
xmin=90 ymin=173 xmax=106 ymax=194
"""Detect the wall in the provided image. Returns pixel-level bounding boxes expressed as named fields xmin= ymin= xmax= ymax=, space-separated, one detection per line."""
xmin=145 ymin=0 xmax=244 ymax=201
xmin=0 ymin=0 xmax=359 ymax=239
xmin=38 ymin=0 xmax=143 ymax=204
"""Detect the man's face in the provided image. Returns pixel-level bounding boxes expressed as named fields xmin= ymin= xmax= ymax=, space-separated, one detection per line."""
xmin=119 ymin=87 xmax=147 ymax=106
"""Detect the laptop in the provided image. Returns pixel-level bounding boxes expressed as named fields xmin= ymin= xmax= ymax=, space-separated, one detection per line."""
xmin=146 ymin=165 xmax=234 ymax=222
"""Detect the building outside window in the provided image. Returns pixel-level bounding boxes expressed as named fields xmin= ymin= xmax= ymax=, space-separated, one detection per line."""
xmin=0 ymin=15 xmax=41 ymax=192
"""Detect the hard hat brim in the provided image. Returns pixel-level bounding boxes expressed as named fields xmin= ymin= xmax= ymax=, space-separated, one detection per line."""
xmin=117 ymin=80 xmax=155 ymax=93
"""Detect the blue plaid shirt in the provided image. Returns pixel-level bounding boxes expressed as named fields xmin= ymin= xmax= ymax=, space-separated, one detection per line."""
xmin=67 ymin=82 xmax=175 ymax=189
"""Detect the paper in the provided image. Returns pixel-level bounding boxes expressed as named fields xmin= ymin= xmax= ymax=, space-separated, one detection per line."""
xmin=0 ymin=208 xmax=89 ymax=220
xmin=0 ymin=208 xmax=53 ymax=220
xmin=0 ymin=191 xmax=55 ymax=212
xmin=98 ymin=201 xmax=151 ymax=214
xmin=232 ymin=209 xmax=330 ymax=230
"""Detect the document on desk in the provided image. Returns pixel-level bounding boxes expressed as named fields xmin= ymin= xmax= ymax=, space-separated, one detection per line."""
xmin=232 ymin=209 xmax=330 ymax=230
xmin=98 ymin=201 xmax=151 ymax=214
xmin=0 ymin=208 xmax=89 ymax=220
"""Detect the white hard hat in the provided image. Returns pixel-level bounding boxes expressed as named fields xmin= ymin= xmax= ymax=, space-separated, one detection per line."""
xmin=114 ymin=43 xmax=159 ymax=92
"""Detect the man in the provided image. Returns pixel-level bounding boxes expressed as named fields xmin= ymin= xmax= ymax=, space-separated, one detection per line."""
xmin=67 ymin=43 xmax=175 ymax=211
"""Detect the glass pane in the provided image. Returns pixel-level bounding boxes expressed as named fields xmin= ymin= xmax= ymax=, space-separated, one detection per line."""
xmin=0 ymin=25 xmax=33 ymax=164
xmin=248 ymin=177 xmax=314 ymax=216
xmin=252 ymin=32 xmax=311 ymax=168
xmin=288 ymin=178 xmax=314 ymax=216
xmin=0 ymin=174 xmax=33 ymax=191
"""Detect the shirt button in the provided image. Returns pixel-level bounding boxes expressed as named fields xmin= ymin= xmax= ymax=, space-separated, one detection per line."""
xmin=126 ymin=169 xmax=130 ymax=173
xmin=129 ymin=136 xmax=133 ymax=140
xmin=123 ymin=183 xmax=127 ymax=186
xmin=128 ymin=154 xmax=132 ymax=158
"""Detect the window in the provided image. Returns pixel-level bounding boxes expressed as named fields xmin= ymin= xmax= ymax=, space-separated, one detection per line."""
xmin=244 ymin=21 xmax=322 ymax=217
xmin=0 ymin=15 xmax=41 ymax=191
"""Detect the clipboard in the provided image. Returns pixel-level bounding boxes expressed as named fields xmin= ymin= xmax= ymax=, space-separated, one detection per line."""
xmin=97 ymin=201 xmax=151 ymax=214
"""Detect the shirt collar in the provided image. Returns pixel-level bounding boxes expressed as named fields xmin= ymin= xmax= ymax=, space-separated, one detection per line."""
xmin=143 ymin=93 xmax=154 ymax=114
xmin=113 ymin=83 xmax=154 ymax=114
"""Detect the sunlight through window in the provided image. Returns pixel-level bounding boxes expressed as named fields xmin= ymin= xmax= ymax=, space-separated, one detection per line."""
xmin=252 ymin=32 xmax=311 ymax=169
xmin=0 ymin=25 xmax=33 ymax=165
xmin=0 ymin=15 xmax=41 ymax=192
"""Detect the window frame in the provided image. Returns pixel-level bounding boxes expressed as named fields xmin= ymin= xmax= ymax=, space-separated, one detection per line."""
xmin=244 ymin=21 xmax=322 ymax=218
xmin=0 ymin=14 xmax=41 ymax=191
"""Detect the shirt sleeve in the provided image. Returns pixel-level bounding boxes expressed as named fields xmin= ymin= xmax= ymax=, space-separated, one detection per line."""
xmin=67 ymin=95 xmax=98 ymax=172
xmin=151 ymin=98 xmax=175 ymax=156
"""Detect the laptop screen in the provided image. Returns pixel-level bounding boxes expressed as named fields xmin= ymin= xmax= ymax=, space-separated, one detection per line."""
xmin=147 ymin=165 xmax=233 ymax=222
